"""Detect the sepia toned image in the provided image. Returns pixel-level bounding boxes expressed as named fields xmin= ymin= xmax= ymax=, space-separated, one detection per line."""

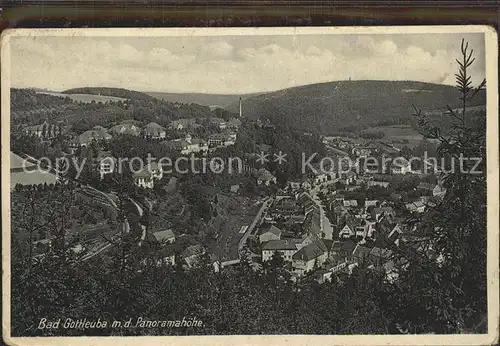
xmin=1 ymin=26 xmax=498 ymax=345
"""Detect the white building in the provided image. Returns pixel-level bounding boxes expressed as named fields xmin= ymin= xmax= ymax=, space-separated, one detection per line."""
xmin=391 ymin=157 xmax=412 ymax=175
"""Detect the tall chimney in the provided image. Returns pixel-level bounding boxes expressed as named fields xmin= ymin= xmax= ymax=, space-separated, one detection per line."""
xmin=239 ymin=97 xmax=242 ymax=118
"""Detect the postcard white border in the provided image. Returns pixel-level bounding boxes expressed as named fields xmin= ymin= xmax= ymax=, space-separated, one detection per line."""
xmin=1 ymin=25 xmax=499 ymax=346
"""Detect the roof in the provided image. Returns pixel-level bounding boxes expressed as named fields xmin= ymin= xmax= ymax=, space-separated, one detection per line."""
xmin=153 ymin=229 xmax=176 ymax=242
xmin=433 ymin=184 xmax=447 ymax=194
xmin=390 ymin=193 xmax=402 ymax=200
xmin=98 ymin=156 xmax=116 ymax=165
xmin=344 ymin=216 xmax=364 ymax=230
xmin=133 ymin=169 xmax=152 ymax=179
xmin=332 ymin=241 xmax=342 ymax=253
xmin=322 ymin=239 xmax=334 ymax=251
xmin=373 ymin=207 xmax=395 ymax=215
xmin=144 ymin=122 xmax=165 ymax=135
xmin=304 ymin=209 xmax=322 ymax=236
xmin=228 ymin=118 xmax=242 ymax=127
xmin=77 ymin=128 xmax=112 ymax=144
xmin=339 ymin=240 xmax=357 ymax=256
xmin=209 ymin=117 xmax=226 ymax=124
xmin=369 ymin=247 xmax=393 ymax=259
xmin=343 ymin=200 xmax=358 ymax=207
xmin=110 ymin=123 xmax=141 ymax=136
xmin=230 ymin=184 xmax=240 ymax=193
xmin=257 ymin=169 xmax=276 ymax=181
xmin=166 ymin=139 xmax=188 ymax=149
xmin=182 ymin=244 xmax=205 ymax=258
xmin=405 ymin=201 xmax=425 ymax=210
xmin=292 ymin=242 xmax=325 ymax=261
xmin=145 ymin=122 xmax=163 ymax=129
xmin=209 ymin=133 xmax=231 ymax=141
xmin=394 ymin=157 xmax=410 ymax=165
xmin=171 ymin=118 xmax=197 ymax=127
xmin=256 ymin=143 xmax=272 ymax=153
xmin=262 ymin=239 xmax=298 ymax=251
xmin=353 ymin=244 xmax=373 ymax=259
xmin=189 ymin=138 xmax=207 ymax=145
xmin=259 ymin=224 xmax=282 ymax=238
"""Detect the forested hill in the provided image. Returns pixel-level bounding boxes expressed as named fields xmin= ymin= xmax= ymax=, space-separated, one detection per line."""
xmin=11 ymin=88 xmax=236 ymax=132
xmin=226 ymin=80 xmax=487 ymax=134
xmin=62 ymin=87 xmax=156 ymax=101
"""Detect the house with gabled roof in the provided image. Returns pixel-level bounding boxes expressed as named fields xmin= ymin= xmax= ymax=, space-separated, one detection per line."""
xmin=338 ymin=240 xmax=358 ymax=259
xmin=156 ymin=246 xmax=176 ymax=266
xmin=261 ymin=239 xmax=300 ymax=262
xmin=209 ymin=117 xmax=227 ymax=130
xmin=405 ymin=200 xmax=426 ymax=213
xmin=371 ymin=206 xmax=396 ymax=221
xmin=390 ymin=157 xmax=412 ymax=175
xmin=258 ymin=224 xmax=283 ymax=244
xmin=343 ymin=199 xmax=358 ymax=208
xmin=352 ymin=244 xmax=374 ymax=263
xmin=339 ymin=217 xmax=366 ymax=239
xmin=133 ymin=168 xmax=154 ymax=189
xmin=365 ymin=199 xmax=379 ymax=211
xmin=144 ymin=122 xmax=166 ymax=139
xmin=433 ymin=182 xmax=447 ymax=199
xmin=367 ymin=180 xmax=390 ymax=188
xmin=291 ymin=241 xmax=328 ymax=276
xmin=182 ymin=245 xmax=206 ymax=268
xmin=109 ymin=122 xmax=141 ymax=136
xmin=170 ymin=118 xmax=199 ymax=130
xmin=152 ymin=229 xmax=176 ymax=244
xmin=227 ymin=117 xmax=242 ymax=129
xmin=71 ymin=126 xmax=112 ymax=149
xmin=256 ymin=168 xmax=277 ymax=186
xmin=368 ymin=247 xmax=393 ymax=267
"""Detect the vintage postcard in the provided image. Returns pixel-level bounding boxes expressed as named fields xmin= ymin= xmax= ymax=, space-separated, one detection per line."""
xmin=1 ymin=26 xmax=499 ymax=345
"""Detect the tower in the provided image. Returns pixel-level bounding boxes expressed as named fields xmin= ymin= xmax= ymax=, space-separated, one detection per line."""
xmin=239 ymin=97 xmax=242 ymax=118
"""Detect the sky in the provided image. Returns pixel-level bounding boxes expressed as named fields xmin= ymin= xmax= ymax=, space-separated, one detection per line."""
xmin=10 ymin=32 xmax=486 ymax=94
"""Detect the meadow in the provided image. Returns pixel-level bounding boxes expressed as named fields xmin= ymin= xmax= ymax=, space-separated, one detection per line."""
xmin=37 ymin=91 xmax=128 ymax=103
xmin=365 ymin=124 xmax=424 ymax=148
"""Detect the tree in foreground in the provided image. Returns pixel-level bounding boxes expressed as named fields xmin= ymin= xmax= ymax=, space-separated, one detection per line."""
xmin=389 ymin=39 xmax=487 ymax=333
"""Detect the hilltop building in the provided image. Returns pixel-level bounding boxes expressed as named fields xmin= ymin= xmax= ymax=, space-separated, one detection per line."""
xmin=109 ymin=123 xmax=141 ymax=136
xmin=144 ymin=122 xmax=166 ymax=139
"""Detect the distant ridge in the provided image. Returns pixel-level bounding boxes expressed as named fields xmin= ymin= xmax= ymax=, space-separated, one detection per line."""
xmin=62 ymin=87 xmax=156 ymax=101
xmin=225 ymin=80 xmax=486 ymax=134
xmin=146 ymin=91 xmax=260 ymax=108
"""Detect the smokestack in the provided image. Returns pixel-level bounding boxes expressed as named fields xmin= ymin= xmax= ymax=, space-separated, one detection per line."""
xmin=239 ymin=97 xmax=242 ymax=118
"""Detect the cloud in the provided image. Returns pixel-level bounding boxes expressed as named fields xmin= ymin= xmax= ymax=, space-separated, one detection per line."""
xmin=199 ymin=41 xmax=234 ymax=59
xmin=377 ymin=40 xmax=398 ymax=55
xmin=9 ymin=34 xmax=486 ymax=94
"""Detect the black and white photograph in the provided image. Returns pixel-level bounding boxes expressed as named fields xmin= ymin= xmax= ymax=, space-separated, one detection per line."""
xmin=1 ymin=27 xmax=498 ymax=345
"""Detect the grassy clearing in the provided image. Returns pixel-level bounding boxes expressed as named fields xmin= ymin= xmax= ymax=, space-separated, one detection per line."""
xmin=37 ymin=91 xmax=128 ymax=103
xmin=366 ymin=125 xmax=424 ymax=148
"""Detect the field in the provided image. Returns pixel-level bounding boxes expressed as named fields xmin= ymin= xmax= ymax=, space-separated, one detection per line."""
xmin=366 ymin=125 xmax=424 ymax=148
xmin=37 ymin=91 xmax=128 ymax=103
